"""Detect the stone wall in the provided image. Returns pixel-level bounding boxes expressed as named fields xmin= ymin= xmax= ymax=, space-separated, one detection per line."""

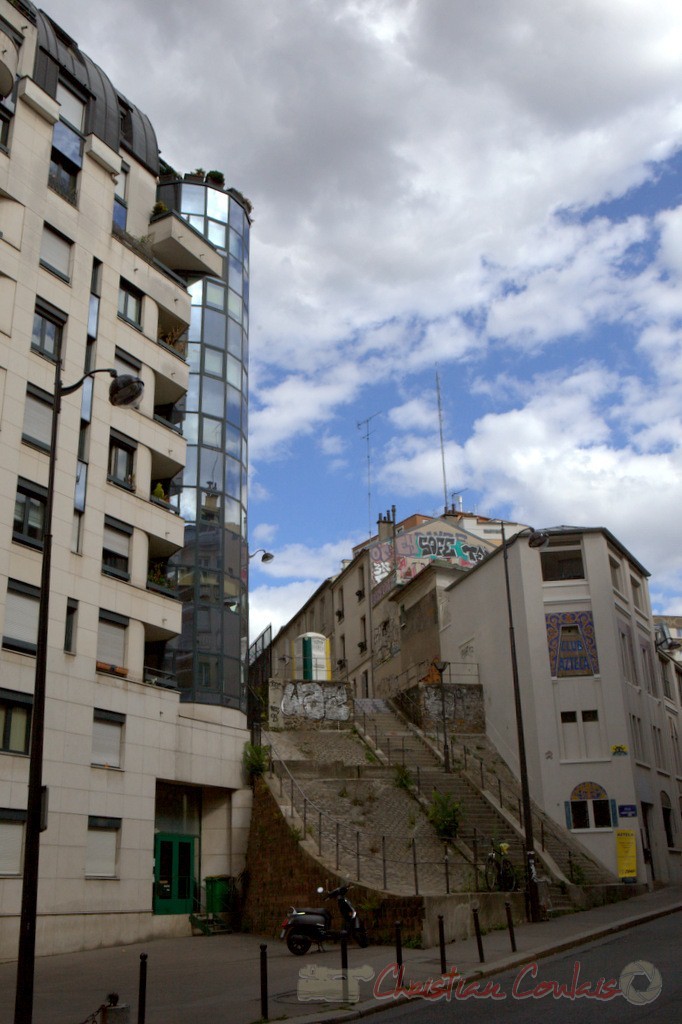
xmin=268 ymin=679 xmax=353 ymax=729
xmin=395 ymin=682 xmax=485 ymax=734
xmin=241 ymin=778 xmax=424 ymax=944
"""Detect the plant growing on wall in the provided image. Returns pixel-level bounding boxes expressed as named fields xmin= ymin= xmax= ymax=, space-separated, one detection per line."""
xmin=243 ymin=742 xmax=269 ymax=783
xmin=427 ymin=790 xmax=463 ymax=840
xmin=393 ymin=764 xmax=414 ymax=790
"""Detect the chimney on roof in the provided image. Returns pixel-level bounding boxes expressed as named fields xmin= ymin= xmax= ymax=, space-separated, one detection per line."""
xmin=377 ymin=506 xmax=396 ymax=542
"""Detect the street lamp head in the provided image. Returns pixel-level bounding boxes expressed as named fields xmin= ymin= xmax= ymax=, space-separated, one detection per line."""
xmin=526 ymin=530 xmax=549 ymax=549
xmin=250 ymin=548 xmax=274 ymax=563
xmin=433 ymin=660 xmax=449 ymax=675
xmin=109 ymin=373 xmax=144 ymax=407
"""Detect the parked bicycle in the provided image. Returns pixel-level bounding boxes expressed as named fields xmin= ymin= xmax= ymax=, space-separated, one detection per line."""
xmin=484 ymin=839 xmax=517 ymax=892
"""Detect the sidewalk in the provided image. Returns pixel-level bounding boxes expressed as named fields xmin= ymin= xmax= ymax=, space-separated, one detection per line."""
xmin=1 ymin=886 xmax=680 ymax=1024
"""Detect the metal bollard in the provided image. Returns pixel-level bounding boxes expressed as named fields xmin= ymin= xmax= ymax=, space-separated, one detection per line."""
xmin=395 ymin=920 xmax=403 ymax=972
xmin=472 ymin=907 xmax=485 ymax=963
xmin=505 ymin=901 xmax=517 ymax=952
xmin=137 ymin=953 xmax=147 ymax=1024
xmin=438 ymin=914 xmax=446 ymax=975
xmin=340 ymin=931 xmax=349 ymax=1004
xmin=260 ymin=943 xmax=269 ymax=1021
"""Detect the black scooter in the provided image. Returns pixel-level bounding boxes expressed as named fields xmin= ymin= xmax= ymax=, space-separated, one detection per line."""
xmin=280 ymin=883 xmax=368 ymax=955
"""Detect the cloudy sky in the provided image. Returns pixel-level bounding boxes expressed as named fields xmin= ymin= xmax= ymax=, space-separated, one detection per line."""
xmin=45 ymin=0 xmax=682 ymax=639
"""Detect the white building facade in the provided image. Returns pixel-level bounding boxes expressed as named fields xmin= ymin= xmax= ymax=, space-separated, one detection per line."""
xmin=0 ymin=0 xmax=251 ymax=957
xmin=442 ymin=526 xmax=682 ymax=885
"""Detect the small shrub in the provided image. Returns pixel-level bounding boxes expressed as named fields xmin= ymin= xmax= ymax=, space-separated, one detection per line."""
xmin=393 ymin=764 xmax=414 ymax=790
xmin=290 ymin=826 xmax=303 ymax=842
xmin=427 ymin=790 xmax=463 ymax=840
xmin=243 ymin=742 xmax=268 ymax=782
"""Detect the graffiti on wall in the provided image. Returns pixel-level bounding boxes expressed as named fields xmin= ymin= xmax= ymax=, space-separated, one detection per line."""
xmin=370 ymin=526 xmax=491 ymax=586
xmin=281 ymin=682 xmax=350 ymax=721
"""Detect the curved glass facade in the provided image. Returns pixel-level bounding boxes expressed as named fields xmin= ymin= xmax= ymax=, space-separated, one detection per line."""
xmin=159 ymin=181 xmax=250 ymax=708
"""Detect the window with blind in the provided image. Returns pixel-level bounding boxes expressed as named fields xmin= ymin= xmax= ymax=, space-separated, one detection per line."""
xmin=40 ymin=224 xmax=72 ymax=282
xmin=0 ymin=810 xmax=26 ymax=875
xmin=96 ymin=612 xmax=128 ymax=673
xmin=32 ymin=301 xmax=65 ymax=361
xmin=91 ymin=710 xmax=124 ymax=768
xmin=13 ymin=479 xmax=48 ymax=548
xmin=1 ymin=689 xmax=32 ymax=754
xmin=22 ymin=386 xmax=53 ymax=451
xmin=85 ymin=817 xmax=120 ymax=877
xmin=108 ymin=431 xmax=136 ymax=488
xmin=2 ymin=581 xmax=40 ymax=654
xmin=102 ymin=517 xmax=132 ymax=579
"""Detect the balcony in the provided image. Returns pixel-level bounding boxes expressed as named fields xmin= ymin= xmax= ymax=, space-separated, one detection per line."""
xmin=147 ymin=211 xmax=223 ymax=277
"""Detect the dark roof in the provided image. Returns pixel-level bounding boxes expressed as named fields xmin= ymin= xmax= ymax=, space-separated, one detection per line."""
xmin=28 ymin=4 xmax=159 ymax=173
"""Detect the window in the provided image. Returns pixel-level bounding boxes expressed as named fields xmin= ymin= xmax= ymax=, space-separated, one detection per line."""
xmin=118 ymin=279 xmax=143 ymax=328
xmin=88 ymin=259 xmax=102 ymax=341
xmin=92 ymin=709 xmax=124 ymax=768
xmin=0 ymin=689 xmax=32 ymax=754
xmin=559 ymin=709 xmax=603 ymax=760
xmin=0 ymin=81 xmax=16 ymax=152
xmin=668 ymin=717 xmax=682 ymax=776
xmin=31 ymin=301 xmax=65 ymax=361
xmin=85 ymin=816 xmax=121 ymax=877
xmin=540 ymin=538 xmax=585 ymax=581
xmin=609 ymin=555 xmax=623 ymax=593
xmin=64 ymin=598 xmax=78 ymax=653
xmin=102 ymin=517 xmax=132 ymax=579
xmin=0 ymin=809 xmax=26 ymax=875
xmin=629 ymin=713 xmax=647 ymax=763
xmin=22 ymin=385 xmax=53 ymax=451
xmin=72 ymin=510 xmax=84 ymax=554
xmin=336 ymin=589 xmax=344 ymax=621
xmin=48 ymin=84 xmax=85 ymax=205
xmin=40 ymin=225 xmax=72 ymax=281
xmin=640 ymin=643 xmax=657 ymax=696
xmin=660 ymin=658 xmax=673 ymax=700
xmin=113 ymin=163 xmax=129 ymax=231
xmin=631 ymin=577 xmax=644 ymax=612
xmin=96 ymin=611 xmax=128 ymax=673
xmin=652 ymin=725 xmax=667 ymax=772
xmin=13 ymin=479 xmax=48 ymax=548
xmin=565 ymin=782 xmax=615 ymax=830
xmin=108 ymin=430 xmax=136 ymax=488
xmin=661 ymin=792 xmax=675 ymax=849
xmin=57 ymin=82 xmax=85 ymax=131
xmin=3 ymin=581 xmax=40 ymax=655
xmin=618 ymin=624 xmax=638 ymax=686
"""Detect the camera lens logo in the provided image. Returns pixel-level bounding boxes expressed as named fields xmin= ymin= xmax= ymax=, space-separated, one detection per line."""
xmin=619 ymin=961 xmax=663 ymax=1005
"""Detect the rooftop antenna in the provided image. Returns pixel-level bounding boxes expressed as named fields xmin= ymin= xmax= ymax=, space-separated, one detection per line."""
xmin=436 ymin=369 xmax=448 ymax=513
xmin=357 ymin=412 xmax=381 ymax=538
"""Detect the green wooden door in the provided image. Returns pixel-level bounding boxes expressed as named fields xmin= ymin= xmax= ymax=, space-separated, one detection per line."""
xmin=154 ymin=833 xmax=195 ymax=914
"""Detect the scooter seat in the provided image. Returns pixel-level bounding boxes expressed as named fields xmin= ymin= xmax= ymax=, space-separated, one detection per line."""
xmin=297 ymin=907 xmax=328 ymax=915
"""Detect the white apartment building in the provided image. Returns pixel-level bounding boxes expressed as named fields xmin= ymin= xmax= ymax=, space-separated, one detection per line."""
xmin=442 ymin=526 xmax=682 ymax=885
xmin=0 ymin=1 xmax=251 ymax=956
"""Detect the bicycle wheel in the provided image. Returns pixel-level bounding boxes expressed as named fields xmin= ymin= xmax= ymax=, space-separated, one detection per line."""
xmin=500 ymin=858 xmax=516 ymax=892
xmin=484 ymin=856 xmax=499 ymax=891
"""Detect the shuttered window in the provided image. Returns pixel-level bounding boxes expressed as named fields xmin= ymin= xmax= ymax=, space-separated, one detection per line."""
xmin=40 ymin=225 xmax=72 ymax=281
xmin=22 ymin=387 xmax=53 ymax=451
xmin=102 ymin=517 xmax=131 ymax=579
xmin=85 ymin=817 xmax=120 ymax=877
xmin=0 ymin=811 xmax=26 ymax=875
xmin=96 ymin=612 xmax=127 ymax=669
xmin=92 ymin=710 xmax=124 ymax=768
xmin=2 ymin=582 xmax=40 ymax=654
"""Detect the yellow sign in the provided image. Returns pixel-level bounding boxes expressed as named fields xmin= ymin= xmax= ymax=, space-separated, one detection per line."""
xmin=615 ymin=829 xmax=637 ymax=880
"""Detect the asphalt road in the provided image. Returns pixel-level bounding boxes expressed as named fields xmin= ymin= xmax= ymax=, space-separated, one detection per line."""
xmin=368 ymin=914 xmax=680 ymax=1024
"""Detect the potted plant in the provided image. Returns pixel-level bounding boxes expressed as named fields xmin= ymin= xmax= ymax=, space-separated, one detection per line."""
xmin=151 ymin=200 xmax=169 ymax=217
xmin=206 ymin=169 xmax=225 ymax=188
xmin=184 ymin=168 xmax=206 ymax=184
xmin=151 ymin=481 xmax=169 ymax=503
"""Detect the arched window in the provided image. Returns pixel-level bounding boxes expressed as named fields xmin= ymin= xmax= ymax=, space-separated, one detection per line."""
xmin=565 ymin=781 xmax=616 ymax=830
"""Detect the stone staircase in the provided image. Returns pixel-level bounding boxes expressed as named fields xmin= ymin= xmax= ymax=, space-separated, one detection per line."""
xmin=263 ymin=698 xmax=618 ymax=911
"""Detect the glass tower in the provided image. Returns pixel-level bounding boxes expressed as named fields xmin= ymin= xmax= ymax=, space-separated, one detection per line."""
xmin=158 ymin=179 xmax=250 ymax=709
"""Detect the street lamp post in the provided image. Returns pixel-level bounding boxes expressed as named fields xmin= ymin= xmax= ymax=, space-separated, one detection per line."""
xmin=249 ymin=548 xmax=274 ymax=563
xmin=500 ymin=522 xmax=547 ymax=925
xmin=14 ymin=364 xmax=143 ymax=1024
xmin=433 ymin=660 xmax=451 ymax=772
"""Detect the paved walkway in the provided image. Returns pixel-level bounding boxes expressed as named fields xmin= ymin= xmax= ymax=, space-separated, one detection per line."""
xmin=1 ymin=886 xmax=680 ymax=1024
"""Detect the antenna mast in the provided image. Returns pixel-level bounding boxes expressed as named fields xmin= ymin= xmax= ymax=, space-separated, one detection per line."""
xmin=357 ymin=412 xmax=381 ymax=538
xmin=436 ymin=369 xmax=448 ymax=513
